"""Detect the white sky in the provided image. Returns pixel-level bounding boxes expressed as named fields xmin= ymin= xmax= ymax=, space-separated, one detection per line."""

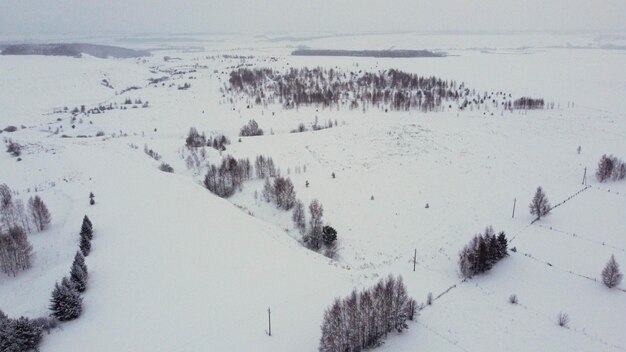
xmin=1 ymin=0 xmax=625 ymax=35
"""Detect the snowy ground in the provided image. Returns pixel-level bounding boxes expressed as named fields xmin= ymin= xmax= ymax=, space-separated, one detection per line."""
xmin=1 ymin=32 xmax=625 ymax=351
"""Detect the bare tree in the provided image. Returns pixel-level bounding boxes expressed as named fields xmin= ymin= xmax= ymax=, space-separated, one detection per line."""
xmin=529 ymin=186 xmax=550 ymax=220
xmin=601 ymin=254 xmax=623 ymax=288
xmin=305 ymin=199 xmax=324 ymax=250
xmin=28 ymin=196 xmax=51 ymax=232
xmin=291 ymin=200 xmax=306 ymax=234
xmin=557 ymin=312 xmax=569 ymax=327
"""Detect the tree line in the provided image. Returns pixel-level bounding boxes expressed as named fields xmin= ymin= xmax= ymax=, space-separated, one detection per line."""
xmin=319 ymin=275 xmax=417 ymax=352
xmin=225 ymin=67 xmax=539 ymax=114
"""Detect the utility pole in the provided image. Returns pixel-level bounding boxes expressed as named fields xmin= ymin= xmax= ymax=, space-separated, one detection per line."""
xmin=512 ymin=198 xmax=516 ymax=218
xmin=582 ymin=167 xmax=587 ymax=185
xmin=267 ymin=307 xmax=272 ymax=336
xmin=413 ymin=249 xmax=417 ymax=272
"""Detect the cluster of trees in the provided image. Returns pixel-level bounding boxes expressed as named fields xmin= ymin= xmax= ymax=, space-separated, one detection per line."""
xmin=293 ymin=199 xmax=337 ymax=258
xmin=185 ymin=127 xmax=231 ymax=151
xmin=0 ymin=312 xmax=54 ymax=352
xmin=596 ymin=154 xmax=626 ymax=182
xmin=204 ymin=155 xmax=253 ymax=198
xmin=1 ymin=185 xmax=51 ymax=276
xmin=143 ymin=144 xmax=162 ymax=161
xmin=227 ymin=67 xmax=513 ymax=113
xmin=239 ymin=119 xmax=264 ymax=137
xmin=255 ymin=155 xmax=277 ymax=178
xmin=319 ymin=275 xmax=417 ymax=352
xmin=512 ymin=97 xmax=545 ymax=110
xmin=0 ymin=217 xmax=94 ymax=352
xmin=0 ymin=226 xmax=32 ymax=277
xmin=1 ymin=185 xmax=51 ymax=233
xmin=458 ymin=227 xmax=508 ymax=278
xmin=262 ymin=177 xmax=296 ymax=210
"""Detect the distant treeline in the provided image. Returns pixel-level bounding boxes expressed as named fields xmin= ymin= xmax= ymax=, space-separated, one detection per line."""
xmin=292 ymin=49 xmax=445 ymax=58
xmin=1 ymin=43 xmax=150 ymax=58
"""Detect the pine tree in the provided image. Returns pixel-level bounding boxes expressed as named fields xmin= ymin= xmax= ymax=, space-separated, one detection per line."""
xmin=602 ymin=254 xmax=623 ymax=288
xmin=70 ymin=259 xmax=88 ymax=293
xmin=82 ymin=215 xmax=93 ymax=231
xmin=73 ymin=251 xmax=87 ymax=276
xmin=0 ymin=316 xmax=43 ymax=352
xmin=79 ymin=235 xmax=91 ymax=257
xmin=50 ymin=277 xmax=82 ymax=321
xmin=529 ymin=186 xmax=551 ymax=219
xmin=80 ymin=218 xmax=93 ymax=241
xmin=497 ymin=231 xmax=508 ymax=258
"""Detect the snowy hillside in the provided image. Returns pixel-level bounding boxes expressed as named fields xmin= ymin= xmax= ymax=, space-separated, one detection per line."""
xmin=1 ymin=32 xmax=625 ymax=352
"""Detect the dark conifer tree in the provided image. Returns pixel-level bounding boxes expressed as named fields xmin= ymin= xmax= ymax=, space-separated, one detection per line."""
xmin=70 ymin=259 xmax=88 ymax=293
xmin=79 ymin=235 xmax=91 ymax=257
xmin=50 ymin=277 xmax=82 ymax=321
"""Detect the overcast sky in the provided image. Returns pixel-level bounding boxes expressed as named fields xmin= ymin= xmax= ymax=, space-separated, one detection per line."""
xmin=1 ymin=0 xmax=625 ymax=35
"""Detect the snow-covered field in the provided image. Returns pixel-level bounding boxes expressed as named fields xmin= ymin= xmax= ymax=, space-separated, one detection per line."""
xmin=1 ymin=32 xmax=625 ymax=351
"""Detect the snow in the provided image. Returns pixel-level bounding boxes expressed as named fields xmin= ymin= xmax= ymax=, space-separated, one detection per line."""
xmin=1 ymin=32 xmax=625 ymax=351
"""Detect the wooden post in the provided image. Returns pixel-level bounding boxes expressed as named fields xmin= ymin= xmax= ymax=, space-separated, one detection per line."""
xmin=267 ymin=307 xmax=272 ymax=336
xmin=511 ymin=198 xmax=516 ymax=218
xmin=582 ymin=167 xmax=587 ymax=185
xmin=413 ymin=249 xmax=417 ymax=272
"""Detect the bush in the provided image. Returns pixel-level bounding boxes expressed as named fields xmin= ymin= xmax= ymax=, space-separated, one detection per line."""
xmin=3 ymin=126 xmax=17 ymax=133
xmin=508 ymin=294 xmax=518 ymax=304
xmin=159 ymin=163 xmax=174 ymax=173
xmin=557 ymin=312 xmax=569 ymax=327
xmin=6 ymin=141 xmax=21 ymax=157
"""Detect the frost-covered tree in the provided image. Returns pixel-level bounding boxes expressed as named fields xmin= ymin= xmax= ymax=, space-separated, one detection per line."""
xmin=291 ymin=200 xmax=306 ymax=234
xmin=0 ymin=184 xmax=17 ymax=230
xmin=80 ymin=217 xmax=93 ymax=241
xmin=273 ymin=177 xmax=296 ymax=210
xmin=79 ymin=235 xmax=91 ymax=257
xmin=319 ymin=275 xmax=415 ymax=352
xmin=0 ymin=315 xmax=43 ymax=352
xmin=0 ymin=226 xmax=33 ymax=276
xmin=239 ymin=119 xmax=263 ymax=137
xmin=529 ymin=186 xmax=550 ymax=220
xmin=305 ymin=200 xmax=324 ymax=251
xmin=601 ymin=254 xmax=623 ymax=288
xmin=28 ymin=195 xmax=51 ymax=232
xmin=50 ymin=277 xmax=82 ymax=321
xmin=459 ymin=227 xmax=508 ymax=278
xmin=70 ymin=258 xmax=88 ymax=293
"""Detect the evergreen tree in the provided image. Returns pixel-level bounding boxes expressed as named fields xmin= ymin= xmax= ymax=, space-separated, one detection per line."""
xmin=0 ymin=316 xmax=43 ymax=352
xmin=602 ymin=254 xmax=623 ymax=288
xmin=70 ymin=259 xmax=88 ymax=293
xmin=50 ymin=277 xmax=82 ymax=321
xmin=497 ymin=231 xmax=508 ymax=258
xmin=529 ymin=186 xmax=551 ymax=219
xmin=73 ymin=251 xmax=87 ymax=276
xmin=80 ymin=218 xmax=93 ymax=241
xmin=322 ymin=226 xmax=337 ymax=246
xmin=79 ymin=235 xmax=91 ymax=257
xmin=82 ymin=215 xmax=93 ymax=231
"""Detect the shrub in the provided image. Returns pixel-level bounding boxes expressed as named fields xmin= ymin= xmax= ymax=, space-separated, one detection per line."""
xmin=557 ymin=312 xmax=569 ymax=327
xmin=159 ymin=163 xmax=174 ymax=173
xmin=508 ymin=294 xmax=518 ymax=304
xmin=601 ymin=254 xmax=623 ymax=288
